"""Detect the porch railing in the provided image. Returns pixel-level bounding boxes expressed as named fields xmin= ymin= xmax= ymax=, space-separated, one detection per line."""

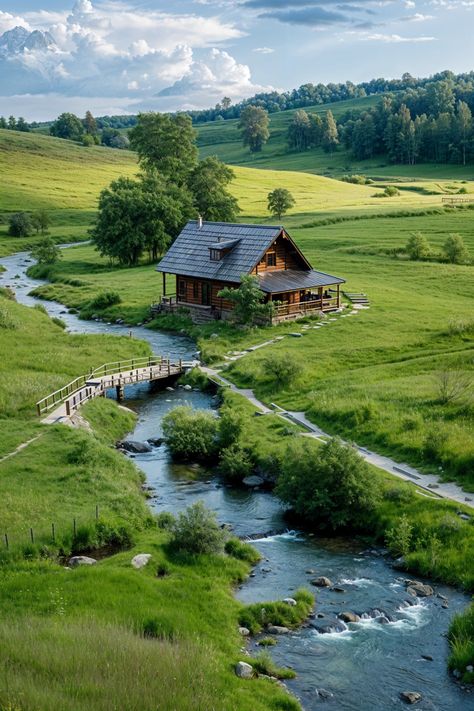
xmin=273 ymin=297 xmax=339 ymax=317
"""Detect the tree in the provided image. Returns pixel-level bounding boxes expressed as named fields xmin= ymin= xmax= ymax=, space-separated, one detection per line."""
xmin=406 ymin=232 xmax=430 ymax=260
xmin=16 ymin=117 xmax=29 ymax=132
xmin=443 ymin=233 xmax=469 ymax=264
xmin=0 ymin=116 xmax=6 ymax=129
xmin=129 ymin=112 xmax=198 ymax=185
xmin=322 ymin=110 xmax=339 ymax=153
xmin=84 ymin=110 xmax=98 ymax=136
xmin=109 ymin=134 xmax=130 ymax=150
xmin=455 ymin=100 xmax=472 ymax=166
xmin=101 ymin=127 xmax=122 ymax=146
xmin=238 ymin=105 xmax=270 ymax=153
xmin=267 ymin=188 xmax=295 ymax=219
xmin=8 ymin=116 xmax=16 ymax=130
xmin=31 ymin=238 xmax=61 ymax=265
xmin=276 ymin=438 xmax=381 ymax=531
xmin=92 ymin=173 xmax=194 ymax=265
xmin=218 ymin=275 xmax=273 ymax=326
xmin=8 ymin=212 xmax=32 ymax=237
xmin=31 ymin=210 xmax=50 ymax=235
xmin=188 ymin=156 xmax=240 ymax=222
xmin=287 ymin=110 xmax=312 ymax=151
xmin=222 ymin=96 xmax=232 ymax=110
xmin=50 ymin=113 xmax=84 ymax=141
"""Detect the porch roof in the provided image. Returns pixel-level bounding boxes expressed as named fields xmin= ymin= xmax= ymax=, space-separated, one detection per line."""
xmin=257 ymin=269 xmax=345 ymax=294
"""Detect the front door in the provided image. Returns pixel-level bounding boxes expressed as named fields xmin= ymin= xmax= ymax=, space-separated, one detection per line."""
xmin=201 ymin=282 xmax=211 ymax=306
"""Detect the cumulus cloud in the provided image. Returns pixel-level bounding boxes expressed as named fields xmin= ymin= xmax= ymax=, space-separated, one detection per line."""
xmin=252 ymin=46 xmax=275 ymax=52
xmin=0 ymin=0 xmax=272 ymax=116
xmin=400 ymin=12 xmax=435 ymax=20
xmin=364 ymin=32 xmax=436 ymax=40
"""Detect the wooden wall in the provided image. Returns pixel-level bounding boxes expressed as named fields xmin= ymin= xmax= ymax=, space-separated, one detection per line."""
xmin=176 ymin=275 xmax=238 ymax=311
xmin=252 ymin=233 xmax=305 ymax=275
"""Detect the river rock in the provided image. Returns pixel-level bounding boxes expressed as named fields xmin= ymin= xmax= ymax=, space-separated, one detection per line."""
xmin=282 ymin=597 xmax=297 ymax=607
xmin=267 ymin=625 xmax=290 ymax=635
xmin=311 ymin=576 xmax=332 ymax=588
xmin=338 ymin=611 xmax=360 ymax=623
xmin=69 ymin=555 xmax=97 ymax=567
xmin=421 ymin=654 xmax=433 ymax=661
xmin=317 ymin=689 xmax=334 ymax=700
xmin=239 ymin=627 xmax=250 ymax=636
xmin=400 ymin=691 xmax=422 ymax=704
xmin=117 ymin=440 xmax=153 ymax=454
xmin=183 ymin=384 xmax=192 ymax=391
xmin=466 ymin=665 xmax=474 ymax=673
xmin=131 ymin=553 xmax=151 ymax=569
xmin=310 ymin=619 xmax=347 ymax=634
xmin=235 ymin=661 xmax=253 ymax=679
xmin=243 ymin=475 xmax=264 ymax=488
xmin=405 ymin=580 xmax=434 ymax=597
xmin=147 ymin=437 xmax=164 ymax=447
xmin=392 ymin=556 xmax=406 ymax=570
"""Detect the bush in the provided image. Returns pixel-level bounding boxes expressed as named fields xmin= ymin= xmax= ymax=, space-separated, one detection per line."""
xmin=406 ymin=232 xmax=431 ymax=261
xmin=170 ymin=501 xmax=225 ymax=556
xmin=443 ymin=233 xmax=470 ymax=264
xmin=424 ymin=427 xmax=449 ymax=463
xmin=276 ymin=438 xmax=381 ymax=531
xmin=156 ymin=511 xmax=175 ymax=530
xmin=31 ymin=238 xmax=61 ymax=265
xmin=449 ymin=603 xmax=474 ymax=683
xmin=249 ymin=651 xmax=296 ymax=680
xmin=88 ymin=291 xmax=122 ymax=310
xmin=8 ymin=212 xmax=32 ymax=237
xmin=219 ymin=444 xmax=253 ymax=482
xmin=218 ymin=406 xmax=243 ymax=449
xmin=162 ymin=406 xmax=219 ymax=462
xmin=261 ymin=352 xmax=303 ymax=388
xmin=383 ymin=485 xmax=414 ymax=504
xmin=385 ymin=514 xmax=413 ymax=557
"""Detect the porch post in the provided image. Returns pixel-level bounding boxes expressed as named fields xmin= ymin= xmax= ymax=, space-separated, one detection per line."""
xmin=337 ymin=283 xmax=340 ymax=308
xmin=162 ymin=272 xmax=166 ymax=297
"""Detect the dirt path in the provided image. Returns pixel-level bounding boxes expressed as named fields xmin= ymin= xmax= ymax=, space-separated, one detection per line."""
xmin=0 ymin=434 xmax=44 ymax=465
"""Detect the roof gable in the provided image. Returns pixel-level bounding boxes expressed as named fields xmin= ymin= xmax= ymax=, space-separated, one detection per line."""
xmin=157 ymin=221 xmax=287 ymax=283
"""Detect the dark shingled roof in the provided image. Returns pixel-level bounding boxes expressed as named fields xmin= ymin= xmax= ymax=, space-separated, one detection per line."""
xmin=257 ymin=269 xmax=345 ymax=294
xmin=157 ymin=221 xmax=284 ymax=283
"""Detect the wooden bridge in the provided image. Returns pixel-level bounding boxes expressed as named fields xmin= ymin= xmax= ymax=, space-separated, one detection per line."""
xmin=36 ymin=355 xmax=196 ymax=423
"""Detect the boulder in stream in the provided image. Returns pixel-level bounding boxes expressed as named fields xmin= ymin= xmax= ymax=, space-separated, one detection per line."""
xmin=117 ymin=440 xmax=153 ymax=454
xmin=243 ymin=475 xmax=264 ymax=488
xmin=338 ymin=611 xmax=360 ymax=623
xmin=235 ymin=661 xmax=253 ymax=679
xmin=405 ymin=580 xmax=434 ymax=597
xmin=400 ymin=691 xmax=422 ymax=704
xmin=267 ymin=625 xmax=290 ymax=635
xmin=311 ymin=576 xmax=332 ymax=588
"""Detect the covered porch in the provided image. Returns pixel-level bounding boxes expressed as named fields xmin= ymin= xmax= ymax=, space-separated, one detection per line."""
xmin=257 ymin=269 xmax=345 ymax=323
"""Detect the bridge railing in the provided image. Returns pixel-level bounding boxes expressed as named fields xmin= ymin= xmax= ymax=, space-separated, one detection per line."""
xmin=35 ymin=355 xmax=180 ymax=416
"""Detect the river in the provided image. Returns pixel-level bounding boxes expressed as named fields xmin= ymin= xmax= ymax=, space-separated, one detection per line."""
xmin=1 ymin=248 xmax=472 ymax=711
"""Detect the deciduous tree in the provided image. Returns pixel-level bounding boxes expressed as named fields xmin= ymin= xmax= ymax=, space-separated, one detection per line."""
xmin=238 ymin=105 xmax=270 ymax=153
xmin=267 ymin=188 xmax=295 ymax=219
xmin=188 ymin=156 xmax=240 ymax=222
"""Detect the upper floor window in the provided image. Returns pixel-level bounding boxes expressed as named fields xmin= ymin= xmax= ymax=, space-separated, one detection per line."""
xmin=266 ymin=251 xmax=276 ymax=267
xmin=210 ymin=249 xmax=223 ymax=261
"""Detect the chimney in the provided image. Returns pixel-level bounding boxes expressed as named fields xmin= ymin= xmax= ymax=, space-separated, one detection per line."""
xmin=198 ymin=214 xmax=203 ymax=229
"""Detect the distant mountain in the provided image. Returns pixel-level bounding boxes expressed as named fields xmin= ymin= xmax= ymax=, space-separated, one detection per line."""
xmin=0 ymin=26 xmax=56 ymax=56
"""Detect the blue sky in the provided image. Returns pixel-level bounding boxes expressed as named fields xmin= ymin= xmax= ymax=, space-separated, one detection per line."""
xmin=0 ymin=0 xmax=473 ymax=120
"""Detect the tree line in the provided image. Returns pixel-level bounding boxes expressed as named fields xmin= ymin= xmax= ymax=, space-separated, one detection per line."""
xmin=287 ymin=77 xmax=474 ymax=165
xmin=0 ymin=116 xmax=30 ymax=132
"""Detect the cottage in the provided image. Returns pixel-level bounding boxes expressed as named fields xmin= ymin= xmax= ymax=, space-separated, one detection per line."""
xmin=156 ymin=220 xmax=345 ymax=323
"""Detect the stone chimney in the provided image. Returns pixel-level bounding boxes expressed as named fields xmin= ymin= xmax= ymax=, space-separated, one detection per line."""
xmin=198 ymin=214 xmax=203 ymax=229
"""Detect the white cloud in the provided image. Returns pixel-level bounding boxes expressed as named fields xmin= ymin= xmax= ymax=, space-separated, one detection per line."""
xmin=0 ymin=11 xmax=31 ymax=34
xmin=253 ymin=46 xmax=275 ymax=53
xmin=364 ymin=32 xmax=436 ymax=40
xmin=401 ymin=12 xmax=435 ymax=20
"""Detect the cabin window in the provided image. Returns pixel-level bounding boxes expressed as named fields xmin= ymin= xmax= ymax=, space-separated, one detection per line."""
xmin=266 ymin=251 xmax=276 ymax=267
xmin=178 ymin=279 xmax=186 ymax=297
xmin=210 ymin=249 xmax=222 ymax=261
xmin=193 ymin=282 xmax=199 ymax=299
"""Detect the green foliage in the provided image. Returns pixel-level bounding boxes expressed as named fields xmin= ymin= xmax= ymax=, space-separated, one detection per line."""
xmin=322 ymin=110 xmax=339 ymax=153
xmin=31 ymin=237 xmax=61 ymax=265
xmin=8 ymin=212 xmax=32 ymax=237
xmin=238 ymin=106 xmax=270 ymax=153
xmin=0 ymin=300 xmax=18 ymax=330
xmin=162 ymin=406 xmax=219 ymax=462
xmin=258 ymin=636 xmax=277 ymax=647
xmin=31 ymin=209 xmax=50 ymax=235
xmin=385 ymin=514 xmax=414 ymax=557
xmin=129 ymin=112 xmax=198 ymax=185
xmin=170 ymin=501 xmax=225 ymax=556
xmin=155 ymin=511 xmax=176 ymax=530
xmin=406 ymin=232 xmax=431 ymax=260
xmin=261 ymin=352 xmax=303 ymax=388
xmin=188 ymin=156 xmax=240 ymax=222
xmin=449 ymin=604 xmax=474 ymax=683
xmin=250 ymin=651 xmax=296 ymax=680
xmin=224 ymin=537 xmax=261 ymax=565
xmin=88 ymin=291 xmax=122 ymax=310
xmin=218 ymin=405 xmax=243 ymax=448
xmin=218 ymin=275 xmax=273 ymax=326
xmin=276 ymin=438 xmax=381 ymax=531
xmin=50 ymin=112 xmax=84 ymax=142
xmin=443 ymin=233 xmax=470 ymax=264
xmin=219 ymin=443 xmax=253 ymax=482
xmin=267 ymin=188 xmax=295 ymax=219
xmin=239 ymin=589 xmax=314 ymax=635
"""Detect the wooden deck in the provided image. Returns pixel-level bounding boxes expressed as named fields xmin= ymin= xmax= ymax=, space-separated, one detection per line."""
xmin=272 ymin=296 xmax=339 ymax=321
xmin=36 ymin=356 xmax=196 ymax=423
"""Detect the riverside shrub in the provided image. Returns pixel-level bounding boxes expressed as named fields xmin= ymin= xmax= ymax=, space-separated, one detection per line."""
xmin=162 ymin=406 xmax=219 ymax=462
xmin=276 ymin=438 xmax=381 ymax=531
xmin=170 ymin=501 xmax=225 ymax=555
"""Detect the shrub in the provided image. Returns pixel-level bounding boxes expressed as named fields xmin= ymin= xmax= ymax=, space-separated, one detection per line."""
xmin=179 ymin=367 xmax=211 ymax=392
xmin=276 ymin=438 xmax=381 ymax=531
xmin=156 ymin=511 xmax=175 ymax=530
xmin=142 ymin=617 xmax=175 ymax=641
xmin=384 ymin=186 xmax=400 ymax=197
xmin=224 ymin=537 xmax=261 ymax=565
xmin=0 ymin=286 xmax=15 ymax=301
xmin=88 ymin=291 xmax=122 ymax=310
xmin=239 ymin=589 xmax=314 ymax=634
xmin=262 ymin=352 xmax=303 ymax=388
xmin=218 ymin=275 xmax=273 ymax=326
xmin=258 ymin=636 xmax=277 ymax=647
xmin=219 ymin=444 xmax=253 ymax=482
xmin=31 ymin=238 xmax=61 ymax=265
xmin=449 ymin=603 xmax=474 ymax=682
xmin=162 ymin=406 xmax=219 ymax=462
xmin=406 ymin=232 xmax=431 ymax=261
xmin=383 ymin=485 xmax=414 ymax=504
xmin=170 ymin=501 xmax=225 ymax=556
xmin=443 ymin=234 xmax=470 ymax=264
xmin=424 ymin=426 xmax=449 ymax=462
xmin=385 ymin=514 xmax=413 ymax=557
xmin=0 ymin=301 xmax=18 ymax=330
xmin=8 ymin=212 xmax=32 ymax=237
xmin=218 ymin=406 xmax=243 ymax=449
xmin=250 ymin=651 xmax=296 ymax=680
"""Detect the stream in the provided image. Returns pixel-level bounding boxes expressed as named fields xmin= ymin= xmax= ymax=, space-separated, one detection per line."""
xmin=1 ymin=248 xmax=473 ymax=711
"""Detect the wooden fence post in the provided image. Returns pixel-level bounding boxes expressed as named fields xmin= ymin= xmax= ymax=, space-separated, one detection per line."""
xmin=95 ymin=505 xmax=99 ymax=521
xmin=73 ymin=518 xmax=77 ymax=538
xmin=30 ymin=528 xmax=34 ymax=544
xmin=4 ymin=533 xmax=8 ymax=550
xmin=51 ymin=523 xmax=55 ymax=543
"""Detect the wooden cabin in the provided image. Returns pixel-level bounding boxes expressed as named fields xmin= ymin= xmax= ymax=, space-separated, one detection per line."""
xmin=156 ymin=220 xmax=345 ymax=323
